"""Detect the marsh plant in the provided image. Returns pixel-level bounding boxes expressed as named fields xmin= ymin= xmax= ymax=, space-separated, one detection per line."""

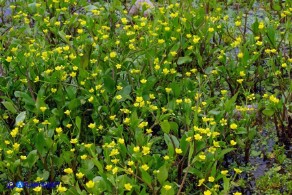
xmin=0 ymin=0 xmax=291 ymax=194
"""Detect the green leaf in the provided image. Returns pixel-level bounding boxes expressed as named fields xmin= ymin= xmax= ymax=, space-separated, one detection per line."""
xmin=177 ymin=56 xmax=192 ymax=65
xmin=160 ymin=120 xmax=170 ymax=133
xmin=157 ymin=165 xmax=168 ymax=184
xmin=58 ymin=31 xmax=71 ymax=45
xmin=76 ymin=116 xmax=81 ymax=131
xmin=225 ymin=93 xmax=238 ymax=112
xmin=66 ymin=86 xmax=77 ymax=100
xmin=263 ymin=108 xmax=274 ymax=117
xmin=15 ymin=111 xmax=26 ymax=125
xmin=217 ymin=148 xmax=236 ymax=160
xmin=141 ymin=170 xmax=152 ymax=186
xmin=164 ymin=134 xmax=174 ymax=157
xmin=24 ymin=150 xmax=39 ymax=168
xmin=236 ymin=127 xmax=247 ymax=134
xmin=103 ymin=76 xmax=115 ymax=93
xmin=2 ymin=101 xmax=17 ymax=114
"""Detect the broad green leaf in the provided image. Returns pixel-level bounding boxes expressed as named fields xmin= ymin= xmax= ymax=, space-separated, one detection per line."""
xmin=263 ymin=108 xmax=275 ymax=117
xmin=141 ymin=170 xmax=152 ymax=186
xmin=2 ymin=101 xmax=17 ymax=114
xmin=224 ymin=93 xmax=238 ymax=112
xmin=24 ymin=150 xmax=39 ymax=168
xmin=15 ymin=111 xmax=26 ymax=125
xmin=177 ymin=56 xmax=192 ymax=65
xmin=103 ymin=76 xmax=115 ymax=93
xmin=157 ymin=165 xmax=168 ymax=184
xmin=160 ymin=120 xmax=170 ymax=133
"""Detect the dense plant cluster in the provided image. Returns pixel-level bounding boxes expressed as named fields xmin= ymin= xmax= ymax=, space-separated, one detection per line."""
xmin=0 ymin=0 xmax=291 ymax=194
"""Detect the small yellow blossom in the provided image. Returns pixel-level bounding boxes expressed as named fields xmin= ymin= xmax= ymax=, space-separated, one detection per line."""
xmin=124 ymin=183 xmax=132 ymax=191
xmin=175 ymin=148 xmax=183 ymax=154
xmin=33 ymin=186 xmax=42 ymax=192
xmin=141 ymin=164 xmax=149 ymax=171
xmin=86 ymin=180 xmax=95 ymax=188
xmin=230 ymin=123 xmax=237 ymax=129
xmin=76 ymin=172 xmax=84 ymax=179
xmin=163 ymin=184 xmax=172 ymax=190
xmin=110 ymin=51 xmax=117 ymax=58
xmin=64 ymin=168 xmax=73 ymax=174
xmin=57 ymin=184 xmax=67 ymax=192
xmin=234 ymin=168 xmax=242 ymax=174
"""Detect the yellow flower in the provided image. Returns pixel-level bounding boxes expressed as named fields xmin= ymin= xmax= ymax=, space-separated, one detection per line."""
xmin=140 ymin=79 xmax=147 ymax=84
xmin=55 ymin=127 xmax=63 ymax=134
xmin=237 ymin=52 xmax=243 ymax=58
xmin=121 ymin=18 xmax=128 ymax=24
xmin=230 ymin=140 xmax=237 ymax=146
xmin=51 ymin=88 xmax=57 ymax=93
xmin=110 ymin=51 xmax=117 ymax=58
xmin=76 ymin=172 xmax=84 ymax=179
xmin=194 ymin=134 xmax=202 ymax=141
xmin=112 ymin=167 xmax=118 ymax=174
xmin=116 ymin=64 xmax=122 ymax=69
xmin=64 ymin=168 xmax=73 ymax=174
xmin=124 ymin=183 xmax=132 ymax=191
xmin=165 ymin=88 xmax=172 ymax=93
xmin=199 ymin=153 xmax=206 ymax=160
xmin=33 ymin=186 xmax=42 ymax=192
xmin=118 ymin=138 xmax=124 ymax=144
xmin=175 ymin=148 xmax=183 ymax=154
xmin=77 ymin=29 xmax=83 ymax=34
xmin=6 ymin=56 xmax=12 ymax=62
xmin=109 ymin=115 xmax=116 ymax=120
xmin=235 ymin=21 xmax=241 ymax=27
xmin=208 ymin=176 xmax=215 ymax=182
xmin=198 ymin=178 xmax=205 ymax=186
xmin=110 ymin=149 xmax=119 ymax=156
xmin=64 ymin=110 xmax=71 ymax=115
xmin=81 ymin=154 xmax=87 ymax=160
xmin=221 ymin=170 xmax=228 ymax=175
xmin=6 ymin=150 xmax=13 ymax=155
xmin=237 ymin=79 xmax=244 ymax=84
xmin=258 ymin=22 xmax=264 ymax=29
xmin=208 ymin=27 xmax=214 ymax=32
xmin=88 ymin=123 xmax=96 ymax=129
xmin=115 ymin=95 xmax=122 ymax=100
xmin=20 ymin=155 xmax=27 ymax=160
xmin=269 ymin=95 xmax=279 ymax=103
xmin=230 ymin=123 xmax=237 ymax=130
xmin=86 ymin=180 xmax=95 ymax=188
xmin=204 ymin=190 xmax=212 ymax=195
xmin=233 ymin=192 xmax=242 ymax=195
xmin=193 ymin=35 xmax=200 ymax=43
xmin=239 ymin=71 xmax=246 ymax=77
xmin=127 ymin=161 xmax=134 ymax=166
xmin=106 ymin=165 xmax=113 ymax=171
xmin=40 ymin=106 xmax=47 ymax=112
xmin=163 ymin=184 xmax=172 ymax=190
xmin=57 ymin=184 xmax=67 ymax=192
xmin=164 ymin=155 xmax=170 ymax=160
xmin=141 ymin=164 xmax=149 ymax=171
xmin=142 ymin=146 xmax=150 ymax=155
xmin=234 ymin=168 xmax=242 ymax=174
xmin=13 ymin=143 xmax=20 ymax=150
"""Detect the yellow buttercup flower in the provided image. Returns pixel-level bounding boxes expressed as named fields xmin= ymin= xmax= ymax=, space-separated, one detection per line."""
xmin=141 ymin=164 xmax=149 ymax=171
xmin=175 ymin=148 xmax=182 ymax=154
xmin=86 ymin=180 xmax=95 ymax=188
xmin=64 ymin=168 xmax=73 ymax=174
xmin=163 ymin=184 xmax=172 ymax=190
xmin=124 ymin=183 xmax=132 ymax=191
xmin=230 ymin=123 xmax=237 ymax=129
